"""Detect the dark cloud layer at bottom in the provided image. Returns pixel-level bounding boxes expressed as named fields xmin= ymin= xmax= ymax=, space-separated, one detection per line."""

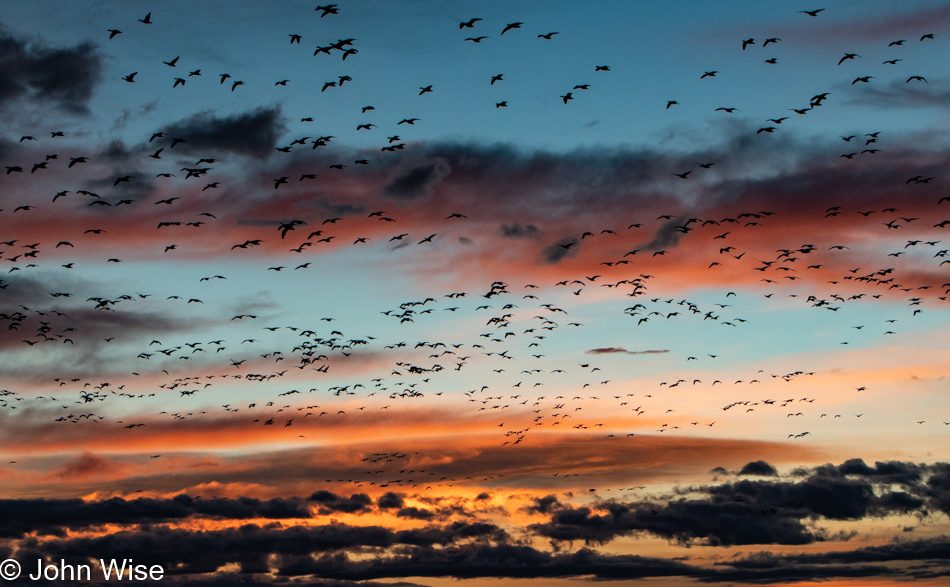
xmin=3 ymin=459 xmax=948 ymax=585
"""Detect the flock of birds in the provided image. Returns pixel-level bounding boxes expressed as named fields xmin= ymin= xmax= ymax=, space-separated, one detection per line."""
xmin=1 ymin=5 xmax=948 ymax=493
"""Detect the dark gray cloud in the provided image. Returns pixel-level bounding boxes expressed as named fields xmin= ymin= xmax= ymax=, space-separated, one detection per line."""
xmin=586 ymin=348 xmax=669 ymax=355
xmin=377 ymin=492 xmax=405 ymax=509
xmin=500 ymin=223 xmax=541 ymax=238
xmin=308 ymin=490 xmax=373 ymax=514
xmin=530 ymin=460 xmax=950 ymax=547
xmin=276 ymin=543 xmax=697 ymax=581
xmin=640 ymin=217 xmax=686 ymax=252
xmin=382 ymin=158 xmax=451 ymax=200
xmin=396 ymin=506 xmax=434 ymax=520
xmin=0 ymin=301 xmax=203 ymax=355
xmin=0 ymin=28 xmax=101 ymax=113
xmin=0 ymin=494 xmax=311 ymax=538
xmin=845 ymin=78 xmax=950 ymax=110
xmin=541 ymin=238 xmax=578 ymax=264
xmin=714 ymin=536 xmax=950 ymax=583
xmin=161 ymin=107 xmax=286 ymax=158
xmin=3 ymin=473 xmax=948 ymax=585
xmin=739 ymin=460 xmax=779 ymax=476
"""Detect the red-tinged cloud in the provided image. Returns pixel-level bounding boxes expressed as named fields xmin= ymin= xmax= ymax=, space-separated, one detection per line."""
xmin=754 ymin=5 xmax=950 ymax=46
xmin=823 ymin=5 xmax=950 ymax=42
xmin=48 ymin=451 xmax=130 ymax=481
xmin=3 ymin=129 xmax=948 ymax=289
xmin=0 ymin=406 xmax=820 ymax=498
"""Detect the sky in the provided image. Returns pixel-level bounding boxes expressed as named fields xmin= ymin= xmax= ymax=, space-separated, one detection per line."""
xmin=0 ymin=0 xmax=949 ymax=585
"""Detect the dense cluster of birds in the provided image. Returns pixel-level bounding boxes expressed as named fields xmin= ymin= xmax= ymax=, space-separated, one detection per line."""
xmin=1 ymin=5 xmax=948 ymax=492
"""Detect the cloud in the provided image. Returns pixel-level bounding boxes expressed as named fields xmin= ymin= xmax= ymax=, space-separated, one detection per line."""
xmin=308 ymin=490 xmax=374 ymax=514
xmin=0 ymin=28 xmax=101 ymax=113
xmin=586 ymin=348 xmax=669 ymax=355
xmin=846 ymin=78 xmax=950 ymax=110
xmin=4 ymin=131 xmax=949 ymax=296
xmin=377 ymin=492 xmax=405 ymax=509
xmin=2 ymin=462 xmax=947 ymax=584
xmin=396 ymin=506 xmax=435 ymax=520
xmin=738 ymin=460 xmax=779 ymax=476
xmin=500 ymin=223 xmax=541 ymax=238
xmin=530 ymin=460 xmax=949 ymax=547
xmin=52 ymin=452 xmax=125 ymax=481
xmin=0 ymin=493 xmax=312 ymax=538
xmin=540 ymin=239 xmax=578 ymax=264
xmin=161 ymin=107 xmax=287 ymax=158
xmin=641 ymin=217 xmax=686 ymax=252
xmin=382 ymin=158 xmax=451 ymax=201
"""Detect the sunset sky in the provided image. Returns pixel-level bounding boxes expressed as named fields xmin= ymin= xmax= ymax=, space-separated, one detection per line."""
xmin=0 ymin=1 xmax=948 ymax=585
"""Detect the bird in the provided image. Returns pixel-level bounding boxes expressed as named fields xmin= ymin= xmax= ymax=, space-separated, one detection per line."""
xmin=501 ymin=22 xmax=522 ymax=35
